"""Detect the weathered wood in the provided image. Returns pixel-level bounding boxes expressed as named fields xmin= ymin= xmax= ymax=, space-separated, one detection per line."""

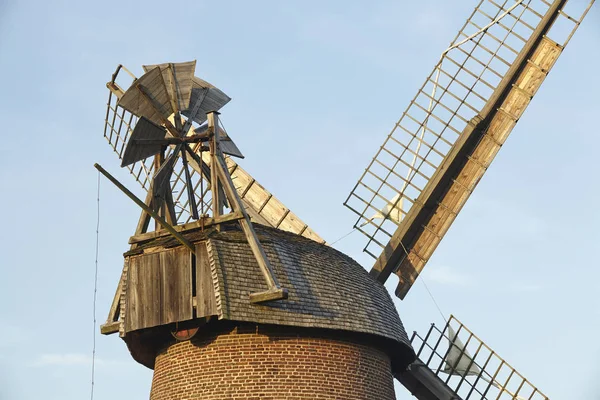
xmin=100 ymin=261 xmax=127 ymax=336
xmin=164 ymin=184 xmax=177 ymax=226
xmin=132 ymin=136 xmax=210 ymax=145
xmin=142 ymin=61 xmax=196 ymax=111
xmin=118 ymin=67 xmax=174 ymax=127
xmin=395 ymin=359 xmax=462 ymax=400
xmin=208 ymin=113 xmax=223 ymax=218
xmin=128 ymin=212 xmax=244 ymax=244
xmin=392 ymin=37 xmax=562 ymax=299
xmin=106 ymin=269 xmax=124 ymax=322
xmin=211 ymin=135 xmax=286 ymax=297
xmin=182 ymin=77 xmax=231 ymax=125
xmin=119 ymin=258 xmax=129 ymax=337
xmin=195 ymin=243 xmax=218 ymax=317
xmin=121 ymin=117 xmax=166 ymax=167
xmin=370 ymin=0 xmax=568 ymax=299
xmin=124 ymin=247 xmax=194 ymax=332
xmin=159 ymin=248 xmax=193 ymax=325
xmin=195 ymin=124 xmax=244 ymax=158
xmin=181 ymin=148 xmax=200 ymax=220
xmin=249 ymin=288 xmax=289 ymax=304
xmin=95 ymin=163 xmax=195 ymax=252
xmin=134 ymin=181 xmax=154 ymax=235
xmin=100 ymin=321 xmax=120 ymax=335
xmin=135 ymin=82 xmax=179 ymax=137
xmin=222 ymin=156 xmax=326 ymax=244
xmin=125 ymin=253 xmax=159 ymax=332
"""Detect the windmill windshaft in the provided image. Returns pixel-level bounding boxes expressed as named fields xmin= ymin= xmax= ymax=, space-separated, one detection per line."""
xmin=344 ymin=0 xmax=594 ymax=298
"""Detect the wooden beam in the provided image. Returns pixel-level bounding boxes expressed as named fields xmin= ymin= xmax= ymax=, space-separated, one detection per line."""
xmin=203 ymin=114 xmax=286 ymax=299
xmin=395 ymin=359 xmax=462 ymax=400
xmin=213 ymin=151 xmax=284 ymax=293
xmin=95 ymin=163 xmax=195 ymax=252
xmin=134 ymin=188 xmax=154 ymax=235
xmin=249 ymin=288 xmax=288 ymax=304
xmin=128 ymin=212 xmax=244 ymax=244
xmin=208 ymin=113 xmax=223 ymax=218
xmin=100 ymin=321 xmax=120 ymax=335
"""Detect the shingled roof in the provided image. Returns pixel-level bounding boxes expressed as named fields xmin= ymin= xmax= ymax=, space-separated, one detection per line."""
xmin=122 ymin=223 xmax=415 ymax=368
xmin=206 ymin=225 xmax=415 ymax=365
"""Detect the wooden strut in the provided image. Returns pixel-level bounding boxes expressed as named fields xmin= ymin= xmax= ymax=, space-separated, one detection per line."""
xmin=94 ymin=163 xmax=195 ymax=252
xmin=207 ymin=112 xmax=288 ymax=303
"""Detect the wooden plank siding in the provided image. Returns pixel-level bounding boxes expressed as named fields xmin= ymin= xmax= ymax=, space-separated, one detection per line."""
xmin=125 ymin=247 xmax=194 ymax=332
xmin=372 ymin=32 xmax=566 ymax=298
xmin=195 ymin=243 xmax=218 ymax=318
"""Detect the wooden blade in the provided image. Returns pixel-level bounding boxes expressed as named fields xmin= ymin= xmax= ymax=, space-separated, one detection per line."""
xmin=195 ymin=124 xmax=244 ymax=159
xmin=153 ymin=145 xmax=181 ymax=201
xmin=181 ymin=77 xmax=231 ymax=125
xmin=118 ymin=67 xmax=174 ymax=126
xmin=121 ymin=117 xmax=167 ymax=167
xmin=142 ymin=61 xmax=196 ymax=112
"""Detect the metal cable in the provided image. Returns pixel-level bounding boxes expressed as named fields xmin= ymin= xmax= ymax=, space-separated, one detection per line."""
xmin=91 ymin=170 xmax=100 ymax=400
xmin=330 ymin=227 xmax=358 ymax=246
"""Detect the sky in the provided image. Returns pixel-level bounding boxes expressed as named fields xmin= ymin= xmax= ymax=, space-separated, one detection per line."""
xmin=0 ymin=0 xmax=598 ymax=399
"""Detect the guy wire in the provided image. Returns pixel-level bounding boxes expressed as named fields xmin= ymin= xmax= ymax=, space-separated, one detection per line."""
xmin=91 ymin=170 xmax=100 ymax=400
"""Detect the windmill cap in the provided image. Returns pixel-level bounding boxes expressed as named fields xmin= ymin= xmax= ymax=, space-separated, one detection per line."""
xmin=125 ymin=223 xmax=416 ymax=370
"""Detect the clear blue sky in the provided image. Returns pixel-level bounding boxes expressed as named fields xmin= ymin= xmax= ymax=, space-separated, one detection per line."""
xmin=0 ymin=1 xmax=598 ymax=399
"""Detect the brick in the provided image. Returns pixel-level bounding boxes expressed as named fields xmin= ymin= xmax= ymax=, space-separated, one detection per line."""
xmin=151 ymin=324 xmax=396 ymax=400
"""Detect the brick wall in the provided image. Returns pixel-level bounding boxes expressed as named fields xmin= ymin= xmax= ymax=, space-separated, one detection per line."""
xmin=150 ymin=324 xmax=396 ymax=400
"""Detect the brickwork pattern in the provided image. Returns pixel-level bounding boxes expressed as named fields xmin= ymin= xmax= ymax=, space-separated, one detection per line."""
xmin=151 ymin=326 xmax=396 ymax=400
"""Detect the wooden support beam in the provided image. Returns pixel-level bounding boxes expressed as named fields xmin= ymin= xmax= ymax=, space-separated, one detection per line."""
xmin=134 ymin=188 xmax=154 ymax=235
xmin=213 ymin=148 xmax=286 ymax=297
xmin=95 ymin=163 xmax=195 ymax=252
xmin=208 ymin=113 xmax=223 ymax=218
xmin=204 ymin=111 xmax=287 ymax=301
xmin=395 ymin=359 xmax=462 ymax=400
xmin=128 ymin=212 xmax=244 ymax=244
xmin=100 ymin=321 xmax=120 ymax=335
xmin=249 ymin=288 xmax=288 ymax=304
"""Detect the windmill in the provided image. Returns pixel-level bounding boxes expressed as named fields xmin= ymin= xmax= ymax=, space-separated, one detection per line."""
xmin=96 ymin=0 xmax=594 ymax=399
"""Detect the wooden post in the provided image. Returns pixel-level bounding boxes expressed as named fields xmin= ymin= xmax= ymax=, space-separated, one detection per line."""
xmin=154 ymin=152 xmax=164 ymax=230
xmin=205 ymin=111 xmax=287 ymax=303
xmin=207 ymin=112 xmax=223 ymax=218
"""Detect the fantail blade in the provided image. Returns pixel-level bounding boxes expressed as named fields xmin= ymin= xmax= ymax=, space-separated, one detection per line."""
xmin=121 ymin=117 xmax=167 ymax=167
xmin=194 ymin=124 xmax=244 ymax=159
xmin=142 ymin=61 xmax=196 ymax=112
xmin=152 ymin=146 xmax=180 ymax=201
xmin=118 ymin=67 xmax=174 ymax=126
xmin=181 ymin=77 xmax=231 ymax=125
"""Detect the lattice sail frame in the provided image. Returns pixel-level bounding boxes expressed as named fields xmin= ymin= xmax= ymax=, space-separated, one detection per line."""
xmin=103 ymin=64 xmax=326 ymax=243
xmin=410 ymin=315 xmax=549 ymax=400
xmin=344 ymin=0 xmax=593 ymax=290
